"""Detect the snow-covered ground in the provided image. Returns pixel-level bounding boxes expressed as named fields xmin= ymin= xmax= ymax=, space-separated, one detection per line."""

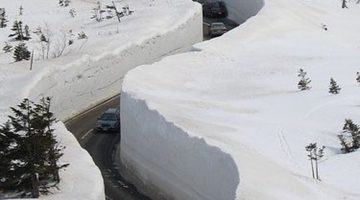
xmin=0 ymin=0 xmax=201 ymax=199
xmin=121 ymin=0 xmax=360 ymax=199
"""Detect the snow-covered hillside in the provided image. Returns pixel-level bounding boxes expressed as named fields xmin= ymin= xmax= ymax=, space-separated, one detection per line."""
xmin=121 ymin=0 xmax=360 ymax=199
xmin=0 ymin=0 xmax=201 ymax=199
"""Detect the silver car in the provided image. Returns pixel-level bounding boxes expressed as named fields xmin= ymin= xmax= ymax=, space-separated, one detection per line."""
xmin=209 ymin=22 xmax=227 ymax=37
xmin=96 ymin=108 xmax=120 ymax=133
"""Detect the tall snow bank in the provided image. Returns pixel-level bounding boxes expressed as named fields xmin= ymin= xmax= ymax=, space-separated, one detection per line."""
xmin=120 ymin=92 xmax=239 ymax=200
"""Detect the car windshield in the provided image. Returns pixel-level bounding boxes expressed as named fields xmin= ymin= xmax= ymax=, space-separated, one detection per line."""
xmin=100 ymin=113 xmax=117 ymax=121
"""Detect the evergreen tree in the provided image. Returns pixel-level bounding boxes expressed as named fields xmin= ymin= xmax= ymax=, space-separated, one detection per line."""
xmin=59 ymin=0 xmax=70 ymax=7
xmin=64 ymin=0 xmax=70 ymax=7
xmin=78 ymin=31 xmax=88 ymax=39
xmin=3 ymin=42 xmax=12 ymax=53
xmin=339 ymin=119 xmax=360 ymax=153
xmin=9 ymin=20 xmax=25 ymax=41
xmin=356 ymin=72 xmax=360 ymax=84
xmin=40 ymin=34 xmax=47 ymax=42
xmin=13 ymin=42 xmax=31 ymax=62
xmin=329 ymin=78 xmax=341 ymax=94
xmin=298 ymin=68 xmax=311 ymax=91
xmin=69 ymin=8 xmax=76 ymax=17
xmin=0 ymin=98 xmax=68 ymax=197
xmin=0 ymin=8 xmax=8 ymax=28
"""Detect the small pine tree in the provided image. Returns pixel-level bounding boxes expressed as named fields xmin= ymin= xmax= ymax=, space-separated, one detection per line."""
xmin=59 ymin=0 xmax=70 ymax=7
xmin=13 ymin=42 xmax=31 ymax=61
xmin=91 ymin=1 xmax=103 ymax=22
xmin=9 ymin=20 xmax=25 ymax=41
xmin=298 ymin=68 xmax=311 ymax=91
xmin=343 ymin=119 xmax=360 ymax=150
xmin=64 ymin=0 xmax=70 ymax=7
xmin=338 ymin=119 xmax=360 ymax=153
xmin=78 ymin=31 xmax=87 ymax=39
xmin=356 ymin=72 xmax=360 ymax=84
xmin=0 ymin=8 xmax=8 ymax=28
xmin=3 ymin=42 xmax=12 ymax=53
xmin=329 ymin=78 xmax=341 ymax=94
xmin=69 ymin=8 xmax=76 ymax=17
xmin=305 ymin=143 xmax=325 ymax=180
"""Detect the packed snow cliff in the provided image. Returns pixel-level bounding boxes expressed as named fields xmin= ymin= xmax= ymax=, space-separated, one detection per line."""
xmin=121 ymin=0 xmax=360 ymax=199
xmin=0 ymin=0 xmax=201 ymax=199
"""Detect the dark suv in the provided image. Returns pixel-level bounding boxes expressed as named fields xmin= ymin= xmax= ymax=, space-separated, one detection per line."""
xmin=203 ymin=1 xmax=227 ymax=18
xmin=96 ymin=108 xmax=120 ymax=133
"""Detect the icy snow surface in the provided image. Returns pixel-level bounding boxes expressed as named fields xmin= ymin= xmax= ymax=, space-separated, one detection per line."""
xmin=0 ymin=0 xmax=201 ymax=199
xmin=121 ymin=0 xmax=360 ymax=199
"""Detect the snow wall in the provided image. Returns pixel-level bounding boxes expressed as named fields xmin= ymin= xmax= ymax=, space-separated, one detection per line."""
xmin=224 ymin=0 xmax=264 ymax=23
xmin=21 ymin=3 xmax=202 ymax=200
xmin=120 ymin=93 xmax=239 ymax=200
xmin=27 ymin=4 xmax=203 ymax=121
xmin=120 ymin=1 xmax=264 ymax=200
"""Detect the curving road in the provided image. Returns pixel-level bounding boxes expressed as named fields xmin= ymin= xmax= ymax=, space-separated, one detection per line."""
xmin=64 ymin=13 xmax=239 ymax=200
xmin=65 ymin=95 xmax=151 ymax=200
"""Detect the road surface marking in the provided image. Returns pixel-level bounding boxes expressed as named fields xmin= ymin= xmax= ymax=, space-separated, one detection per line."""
xmin=81 ymin=129 xmax=93 ymax=140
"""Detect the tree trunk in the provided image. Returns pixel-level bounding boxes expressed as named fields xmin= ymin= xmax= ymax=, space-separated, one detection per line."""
xmin=31 ymin=173 xmax=39 ymax=198
xmin=310 ymin=159 xmax=315 ymax=179
xmin=315 ymin=159 xmax=319 ymax=180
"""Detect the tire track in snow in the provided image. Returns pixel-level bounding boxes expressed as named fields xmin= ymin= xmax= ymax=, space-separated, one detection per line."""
xmin=277 ymin=127 xmax=294 ymax=162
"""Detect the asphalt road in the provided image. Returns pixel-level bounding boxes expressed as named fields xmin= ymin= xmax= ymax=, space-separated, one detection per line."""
xmin=65 ymin=95 xmax=151 ymax=200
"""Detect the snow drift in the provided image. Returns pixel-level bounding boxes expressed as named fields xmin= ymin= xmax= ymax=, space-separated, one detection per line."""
xmin=121 ymin=0 xmax=360 ymax=199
